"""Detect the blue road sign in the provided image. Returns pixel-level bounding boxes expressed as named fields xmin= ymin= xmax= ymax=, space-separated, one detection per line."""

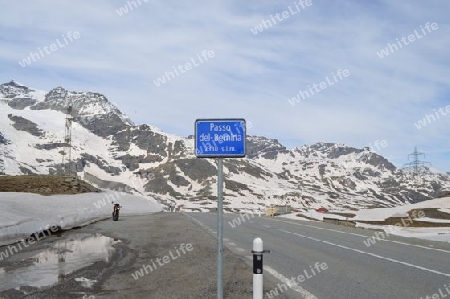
xmin=195 ymin=119 xmax=246 ymax=158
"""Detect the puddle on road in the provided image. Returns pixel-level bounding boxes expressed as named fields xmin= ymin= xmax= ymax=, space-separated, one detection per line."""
xmin=0 ymin=233 xmax=119 ymax=291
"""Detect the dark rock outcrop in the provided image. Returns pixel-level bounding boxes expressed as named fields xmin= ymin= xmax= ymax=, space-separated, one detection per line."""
xmin=7 ymin=114 xmax=43 ymax=137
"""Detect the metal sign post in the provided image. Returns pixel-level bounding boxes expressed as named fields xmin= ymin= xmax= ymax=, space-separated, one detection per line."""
xmin=195 ymin=118 xmax=246 ymax=299
xmin=217 ymin=158 xmax=224 ymax=299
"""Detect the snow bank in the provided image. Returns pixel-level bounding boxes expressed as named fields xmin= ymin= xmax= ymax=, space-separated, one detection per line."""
xmin=351 ymin=197 xmax=450 ymax=221
xmin=0 ymin=191 xmax=162 ymax=246
xmin=416 ymin=217 xmax=450 ymax=224
xmin=350 ymin=197 xmax=450 ymax=243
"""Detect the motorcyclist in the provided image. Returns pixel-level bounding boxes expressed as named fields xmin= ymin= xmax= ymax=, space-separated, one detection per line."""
xmin=112 ymin=203 xmax=122 ymax=220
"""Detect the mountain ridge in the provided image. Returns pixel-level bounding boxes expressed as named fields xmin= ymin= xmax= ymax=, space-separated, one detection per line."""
xmin=1 ymin=81 xmax=449 ymax=212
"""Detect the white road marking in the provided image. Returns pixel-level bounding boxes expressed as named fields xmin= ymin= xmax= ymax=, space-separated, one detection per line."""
xmin=292 ymin=235 xmax=450 ymax=277
xmin=306 ymin=236 xmax=321 ymax=242
xmin=262 ymin=224 xmax=271 ymax=228
xmin=322 ymin=240 xmax=336 ymax=246
xmin=325 ymin=228 xmax=366 ymax=237
xmin=412 ymin=245 xmax=450 ymax=254
xmin=319 ymin=241 xmax=450 ymax=278
xmin=348 ymin=232 xmax=367 ymax=237
xmin=282 ymin=229 xmax=320 ymax=241
xmin=281 ymin=220 xmax=304 ymax=226
xmin=293 ymin=233 xmax=306 ymax=238
xmin=235 ymin=247 xmax=245 ymax=252
xmin=390 ymin=240 xmax=410 ymax=246
xmin=305 ymin=225 xmax=324 ymax=230
xmin=269 ymin=218 xmax=450 ymax=255
xmin=228 ymin=242 xmax=236 ymax=246
xmin=184 ymin=213 xmax=207 ymax=228
xmin=264 ymin=266 xmax=318 ymax=299
xmin=362 ymin=236 xmax=450 ymax=254
xmin=278 ymin=229 xmax=291 ymax=234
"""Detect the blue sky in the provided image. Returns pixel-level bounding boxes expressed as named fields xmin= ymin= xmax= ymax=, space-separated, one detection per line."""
xmin=1 ymin=0 xmax=449 ymax=171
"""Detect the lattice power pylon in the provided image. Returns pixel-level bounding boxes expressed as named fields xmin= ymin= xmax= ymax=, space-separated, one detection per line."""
xmin=61 ymin=98 xmax=74 ymax=176
xmin=402 ymin=147 xmax=431 ymax=177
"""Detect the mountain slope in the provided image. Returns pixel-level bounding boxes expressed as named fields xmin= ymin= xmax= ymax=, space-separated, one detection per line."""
xmin=1 ymin=81 xmax=449 ymax=211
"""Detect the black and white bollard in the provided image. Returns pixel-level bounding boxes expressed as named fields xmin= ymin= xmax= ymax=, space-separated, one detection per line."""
xmin=252 ymin=237 xmax=270 ymax=299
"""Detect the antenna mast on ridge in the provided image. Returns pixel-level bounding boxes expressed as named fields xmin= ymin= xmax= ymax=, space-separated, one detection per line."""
xmin=0 ymin=144 xmax=4 ymax=175
xmin=61 ymin=94 xmax=74 ymax=176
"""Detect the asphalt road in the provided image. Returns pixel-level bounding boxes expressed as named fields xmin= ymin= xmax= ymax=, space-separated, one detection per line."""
xmin=188 ymin=212 xmax=450 ymax=299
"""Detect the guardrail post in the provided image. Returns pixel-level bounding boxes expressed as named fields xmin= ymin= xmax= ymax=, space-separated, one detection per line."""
xmin=252 ymin=237 xmax=270 ymax=299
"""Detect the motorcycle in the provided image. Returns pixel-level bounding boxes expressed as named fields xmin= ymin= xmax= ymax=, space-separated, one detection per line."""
xmin=112 ymin=203 xmax=121 ymax=221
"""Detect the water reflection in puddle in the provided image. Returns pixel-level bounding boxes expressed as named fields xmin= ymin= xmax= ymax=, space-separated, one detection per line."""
xmin=0 ymin=233 xmax=119 ymax=291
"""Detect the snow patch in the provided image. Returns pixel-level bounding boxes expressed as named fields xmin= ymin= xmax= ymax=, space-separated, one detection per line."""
xmin=0 ymin=191 xmax=162 ymax=246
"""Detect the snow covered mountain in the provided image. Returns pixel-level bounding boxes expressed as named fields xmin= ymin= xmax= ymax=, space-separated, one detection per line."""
xmin=1 ymin=81 xmax=449 ymax=212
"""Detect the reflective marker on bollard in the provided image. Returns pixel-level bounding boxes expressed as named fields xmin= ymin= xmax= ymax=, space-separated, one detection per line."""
xmin=252 ymin=237 xmax=270 ymax=299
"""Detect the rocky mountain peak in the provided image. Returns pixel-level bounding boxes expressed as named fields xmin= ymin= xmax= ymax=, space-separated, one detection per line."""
xmin=0 ymin=80 xmax=32 ymax=97
xmin=246 ymin=135 xmax=289 ymax=159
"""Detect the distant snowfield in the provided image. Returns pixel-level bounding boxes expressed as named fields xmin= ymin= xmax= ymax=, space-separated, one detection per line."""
xmin=350 ymin=197 xmax=450 ymax=221
xmin=0 ymin=191 xmax=162 ymax=246
xmin=280 ymin=197 xmax=450 ymax=243
xmin=352 ymin=197 xmax=450 ymax=243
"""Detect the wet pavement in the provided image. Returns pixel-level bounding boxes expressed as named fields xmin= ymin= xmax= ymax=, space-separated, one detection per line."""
xmin=0 ymin=233 xmax=119 ymax=292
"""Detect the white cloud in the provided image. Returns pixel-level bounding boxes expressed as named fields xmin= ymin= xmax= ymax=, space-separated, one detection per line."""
xmin=0 ymin=0 xmax=449 ymax=170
